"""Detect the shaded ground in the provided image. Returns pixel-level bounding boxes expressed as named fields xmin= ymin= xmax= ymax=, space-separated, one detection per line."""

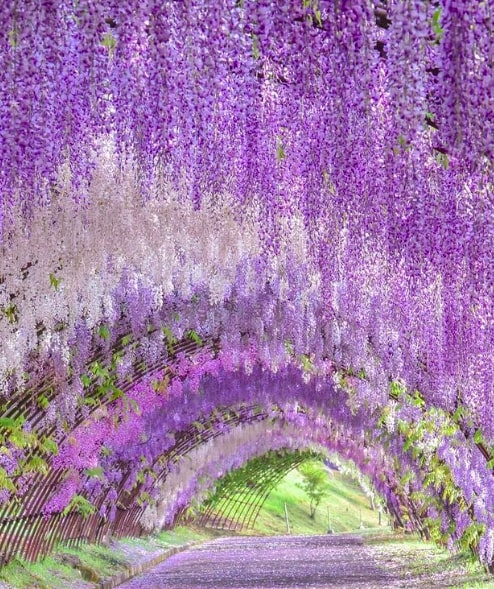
xmin=117 ymin=533 xmax=492 ymax=589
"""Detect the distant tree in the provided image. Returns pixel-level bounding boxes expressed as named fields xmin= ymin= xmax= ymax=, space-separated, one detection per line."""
xmin=296 ymin=461 xmax=329 ymax=519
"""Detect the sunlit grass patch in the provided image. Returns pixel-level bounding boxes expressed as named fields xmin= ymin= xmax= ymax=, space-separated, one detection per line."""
xmin=254 ymin=468 xmax=383 ymax=536
xmin=0 ymin=555 xmax=86 ymax=589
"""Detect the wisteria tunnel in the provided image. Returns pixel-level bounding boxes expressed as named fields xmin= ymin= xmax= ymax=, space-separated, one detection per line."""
xmin=1 ymin=0 xmax=494 ymax=575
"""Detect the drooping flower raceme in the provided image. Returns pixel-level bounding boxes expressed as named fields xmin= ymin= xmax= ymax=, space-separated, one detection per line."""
xmin=0 ymin=0 xmax=494 ymax=568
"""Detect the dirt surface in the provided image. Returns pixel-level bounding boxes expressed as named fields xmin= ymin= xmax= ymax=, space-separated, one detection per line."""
xmin=116 ymin=533 xmax=489 ymax=589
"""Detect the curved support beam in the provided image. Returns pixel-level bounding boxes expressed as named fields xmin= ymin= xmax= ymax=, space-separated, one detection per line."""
xmin=0 ymin=331 xmax=486 ymax=567
xmin=195 ymin=449 xmax=316 ymax=532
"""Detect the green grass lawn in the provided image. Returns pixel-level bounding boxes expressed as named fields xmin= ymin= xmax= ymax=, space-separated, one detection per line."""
xmin=253 ymin=467 xmax=384 ymax=536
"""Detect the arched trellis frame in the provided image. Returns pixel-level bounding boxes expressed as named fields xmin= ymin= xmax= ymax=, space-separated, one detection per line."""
xmin=194 ymin=448 xmax=322 ymax=532
xmin=0 ymin=332 xmax=491 ymax=566
xmin=0 ymin=330 xmax=215 ymax=564
xmin=0 ymin=0 xmax=493 ymax=572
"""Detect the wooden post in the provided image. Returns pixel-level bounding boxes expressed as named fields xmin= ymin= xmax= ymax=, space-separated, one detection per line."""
xmin=327 ymin=506 xmax=333 ymax=534
xmin=284 ymin=502 xmax=291 ymax=535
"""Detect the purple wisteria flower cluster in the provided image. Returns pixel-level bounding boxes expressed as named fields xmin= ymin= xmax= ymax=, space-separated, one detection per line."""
xmin=0 ymin=0 xmax=493 ymax=569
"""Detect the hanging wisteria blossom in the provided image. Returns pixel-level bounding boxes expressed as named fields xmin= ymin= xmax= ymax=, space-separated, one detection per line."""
xmin=0 ymin=0 xmax=494 ymax=571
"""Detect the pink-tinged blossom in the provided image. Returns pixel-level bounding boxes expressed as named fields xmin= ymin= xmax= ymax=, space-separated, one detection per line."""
xmin=0 ymin=0 xmax=493 ymax=569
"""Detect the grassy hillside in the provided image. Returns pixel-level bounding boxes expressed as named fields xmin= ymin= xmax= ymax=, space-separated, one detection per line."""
xmin=252 ymin=466 xmax=385 ymax=536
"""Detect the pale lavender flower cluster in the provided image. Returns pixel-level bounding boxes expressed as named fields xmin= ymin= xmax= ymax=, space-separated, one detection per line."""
xmin=0 ymin=0 xmax=493 ymax=569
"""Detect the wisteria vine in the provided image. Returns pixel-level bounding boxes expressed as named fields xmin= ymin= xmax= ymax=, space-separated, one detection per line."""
xmin=0 ymin=0 xmax=494 ymax=569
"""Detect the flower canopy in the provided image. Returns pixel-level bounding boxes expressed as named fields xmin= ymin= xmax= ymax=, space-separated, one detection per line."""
xmin=1 ymin=0 xmax=494 ymax=567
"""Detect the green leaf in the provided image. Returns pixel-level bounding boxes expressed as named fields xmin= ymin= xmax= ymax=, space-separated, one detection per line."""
xmin=436 ymin=151 xmax=449 ymax=169
xmin=432 ymin=8 xmax=443 ymax=41
xmin=300 ymin=354 xmax=312 ymax=372
xmin=37 ymin=394 xmax=50 ymax=409
xmin=90 ymin=361 xmax=108 ymax=379
xmin=101 ymin=31 xmax=116 ymax=56
xmin=314 ymin=8 xmax=322 ymax=27
xmin=473 ymin=429 xmax=484 ymax=445
xmin=452 ymin=406 xmax=465 ymax=423
xmin=187 ymin=329 xmax=203 ymax=346
xmin=377 ymin=407 xmax=389 ymax=428
xmin=98 ymin=324 xmax=110 ymax=340
xmin=397 ymin=419 xmax=409 ymax=436
xmin=24 ymin=456 xmax=48 ymax=475
xmin=459 ymin=522 xmax=485 ymax=552
xmin=81 ymin=374 xmax=91 ymax=387
xmin=276 ymin=139 xmax=286 ymax=161
xmin=423 ymin=472 xmax=435 ymax=489
xmin=397 ymin=135 xmax=408 ymax=148
xmin=432 ymin=7 xmax=441 ymax=26
xmin=0 ymin=467 xmax=16 ymax=493
xmin=63 ymin=494 xmax=96 ymax=518
xmin=112 ymin=349 xmax=123 ymax=366
xmin=442 ymin=423 xmax=457 ymax=437
xmin=84 ymin=467 xmax=105 ymax=479
xmin=100 ymin=446 xmax=112 ymax=457
xmin=251 ymin=34 xmax=260 ymax=60
xmin=1 ymin=303 xmax=18 ymax=324
xmin=411 ymin=391 xmax=425 ymax=409
xmin=136 ymin=491 xmax=154 ymax=507
xmin=400 ymin=471 xmax=414 ymax=486
xmin=0 ymin=416 xmax=23 ymax=430
xmin=162 ymin=325 xmax=177 ymax=345
xmin=109 ymin=387 xmax=124 ymax=402
xmin=49 ymin=272 xmax=62 ymax=291
xmin=152 ymin=377 xmax=169 ymax=395
xmin=10 ymin=428 xmax=34 ymax=449
xmin=40 ymin=437 xmax=59 ymax=456
xmin=8 ymin=28 xmax=18 ymax=48
xmin=389 ymin=380 xmax=404 ymax=399
xmin=403 ymin=435 xmax=415 ymax=452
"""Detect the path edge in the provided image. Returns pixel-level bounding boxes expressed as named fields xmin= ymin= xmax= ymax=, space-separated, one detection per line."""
xmin=98 ymin=540 xmax=201 ymax=589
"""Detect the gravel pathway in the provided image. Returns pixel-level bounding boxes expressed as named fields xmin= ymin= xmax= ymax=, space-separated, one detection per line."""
xmin=116 ymin=533 xmax=465 ymax=589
